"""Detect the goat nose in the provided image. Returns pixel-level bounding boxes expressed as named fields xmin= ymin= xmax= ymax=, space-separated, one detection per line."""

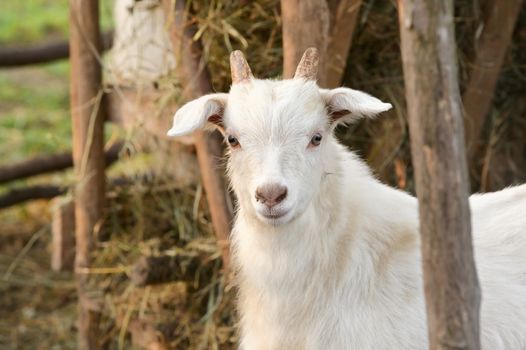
xmin=255 ymin=184 xmax=288 ymax=208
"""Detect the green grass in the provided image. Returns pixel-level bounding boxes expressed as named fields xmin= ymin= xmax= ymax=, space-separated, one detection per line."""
xmin=0 ymin=65 xmax=71 ymax=162
xmin=0 ymin=0 xmax=113 ymax=45
xmin=0 ymin=1 xmax=115 ymax=165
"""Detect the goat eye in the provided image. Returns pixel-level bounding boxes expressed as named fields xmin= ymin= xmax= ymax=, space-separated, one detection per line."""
xmin=227 ymin=135 xmax=240 ymax=148
xmin=310 ymin=133 xmax=323 ymax=147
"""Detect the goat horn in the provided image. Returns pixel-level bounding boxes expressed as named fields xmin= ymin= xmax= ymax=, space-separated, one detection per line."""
xmin=230 ymin=50 xmax=253 ymax=84
xmin=294 ymin=47 xmax=319 ymax=80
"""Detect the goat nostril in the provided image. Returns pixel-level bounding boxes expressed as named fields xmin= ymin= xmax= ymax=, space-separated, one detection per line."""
xmin=255 ymin=190 xmax=265 ymax=203
xmin=275 ymin=188 xmax=287 ymax=203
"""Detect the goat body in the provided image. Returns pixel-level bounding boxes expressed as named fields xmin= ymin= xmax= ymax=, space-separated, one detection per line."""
xmin=168 ymin=50 xmax=526 ymax=349
xmin=234 ymin=147 xmax=526 ymax=349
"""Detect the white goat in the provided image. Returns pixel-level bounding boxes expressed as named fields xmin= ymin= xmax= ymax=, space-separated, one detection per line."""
xmin=167 ymin=49 xmax=526 ymax=349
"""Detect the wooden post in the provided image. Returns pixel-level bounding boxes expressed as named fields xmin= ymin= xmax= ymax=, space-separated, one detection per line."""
xmin=322 ymin=0 xmax=362 ymax=88
xmin=281 ymin=0 xmax=330 ymax=79
xmin=398 ymin=1 xmax=481 ymax=349
xmin=162 ymin=0 xmax=233 ymax=271
xmin=462 ymin=0 xmax=523 ymax=163
xmin=281 ymin=0 xmax=362 ymax=87
xmin=51 ymin=197 xmax=76 ymax=272
xmin=69 ymin=0 xmax=106 ymax=349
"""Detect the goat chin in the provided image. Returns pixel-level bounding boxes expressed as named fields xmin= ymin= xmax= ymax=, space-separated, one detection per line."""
xmin=231 ymin=138 xmax=526 ymax=350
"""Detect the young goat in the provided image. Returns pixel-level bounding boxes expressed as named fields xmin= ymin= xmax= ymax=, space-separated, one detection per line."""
xmin=168 ymin=49 xmax=526 ymax=349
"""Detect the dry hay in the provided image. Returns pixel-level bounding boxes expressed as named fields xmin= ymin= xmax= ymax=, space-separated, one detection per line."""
xmin=89 ymin=175 xmax=238 ymax=349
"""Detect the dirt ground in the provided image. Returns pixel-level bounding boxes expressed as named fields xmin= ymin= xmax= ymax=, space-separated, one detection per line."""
xmin=0 ymin=202 xmax=77 ymax=349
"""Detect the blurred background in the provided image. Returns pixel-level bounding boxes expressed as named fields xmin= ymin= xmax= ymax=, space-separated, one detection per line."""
xmin=0 ymin=0 xmax=525 ymax=349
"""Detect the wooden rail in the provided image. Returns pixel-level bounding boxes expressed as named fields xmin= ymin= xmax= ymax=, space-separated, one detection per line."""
xmin=0 ymin=142 xmax=123 ymax=184
xmin=0 ymin=31 xmax=112 ymax=67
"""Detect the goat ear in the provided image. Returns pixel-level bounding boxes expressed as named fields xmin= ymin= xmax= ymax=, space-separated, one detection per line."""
xmin=167 ymin=93 xmax=228 ymax=137
xmin=320 ymin=88 xmax=392 ymax=125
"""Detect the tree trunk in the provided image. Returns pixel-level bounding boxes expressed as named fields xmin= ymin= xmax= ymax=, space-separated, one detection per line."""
xmin=69 ymin=1 xmax=106 ymax=349
xmin=462 ymin=0 xmax=523 ymax=173
xmin=162 ymin=0 xmax=233 ymax=271
xmin=398 ymin=0 xmax=481 ymax=349
xmin=281 ymin=0 xmax=362 ymax=87
xmin=281 ymin=0 xmax=330 ymax=79
xmin=321 ymin=0 xmax=363 ymax=87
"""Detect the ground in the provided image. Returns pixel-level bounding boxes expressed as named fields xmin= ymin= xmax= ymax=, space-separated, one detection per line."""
xmin=0 ymin=204 xmax=77 ymax=349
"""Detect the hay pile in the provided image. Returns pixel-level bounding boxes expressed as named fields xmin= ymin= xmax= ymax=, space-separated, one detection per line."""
xmin=89 ymin=175 xmax=237 ymax=349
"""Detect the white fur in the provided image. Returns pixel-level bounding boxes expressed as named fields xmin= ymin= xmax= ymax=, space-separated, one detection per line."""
xmin=168 ymin=77 xmax=526 ymax=349
xmin=167 ymin=94 xmax=228 ymax=137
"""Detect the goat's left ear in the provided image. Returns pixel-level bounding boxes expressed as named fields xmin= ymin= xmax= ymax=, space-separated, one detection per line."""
xmin=320 ymin=87 xmax=392 ymax=125
xmin=167 ymin=93 xmax=228 ymax=137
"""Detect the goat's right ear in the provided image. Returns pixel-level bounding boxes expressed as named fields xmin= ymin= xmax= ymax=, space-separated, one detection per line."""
xmin=320 ymin=88 xmax=392 ymax=125
xmin=167 ymin=93 xmax=228 ymax=137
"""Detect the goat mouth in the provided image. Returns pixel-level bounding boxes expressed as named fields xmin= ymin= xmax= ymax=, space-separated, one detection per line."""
xmin=260 ymin=209 xmax=289 ymax=220
xmin=263 ymin=213 xmax=285 ymax=219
